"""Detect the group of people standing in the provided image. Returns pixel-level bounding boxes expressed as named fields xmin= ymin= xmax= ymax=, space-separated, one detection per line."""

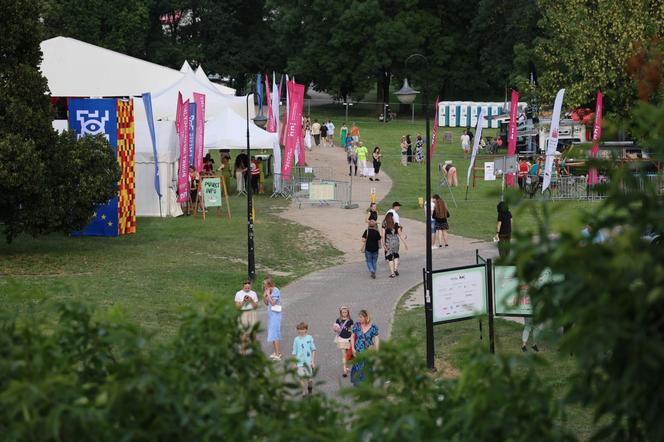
xmin=307 ymin=118 xmax=336 ymax=149
xmin=399 ymin=134 xmax=424 ymax=166
xmin=234 ymin=278 xmax=380 ymax=395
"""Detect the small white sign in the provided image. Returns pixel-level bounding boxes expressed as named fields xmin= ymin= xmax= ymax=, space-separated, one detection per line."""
xmin=301 ymin=182 xmax=309 ymax=190
xmin=484 ymin=162 xmax=496 ymax=181
xmin=304 ymin=167 xmax=313 ymax=174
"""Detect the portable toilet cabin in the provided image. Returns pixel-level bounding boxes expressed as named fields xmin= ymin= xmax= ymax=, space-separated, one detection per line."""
xmin=438 ymin=102 xmax=447 ymax=127
xmin=459 ymin=102 xmax=470 ymax=128
xmin=469 ymin=102 xmax=479 ymax=127
xmin=479 ymin=103 xmax=489 ymax=128
xmin=449 ymin=101 xmax=459 ymax=127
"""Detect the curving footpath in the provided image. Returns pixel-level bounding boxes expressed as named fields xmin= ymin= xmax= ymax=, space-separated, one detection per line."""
xmin=257 ymin=144 xmax=497 ymax=395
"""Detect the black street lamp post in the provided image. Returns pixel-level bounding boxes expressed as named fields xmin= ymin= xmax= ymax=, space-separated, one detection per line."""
xmin=246 ymin=88 xmax=267 ymax=281
xmin=396 ymin=54 xmax=435 ymax=370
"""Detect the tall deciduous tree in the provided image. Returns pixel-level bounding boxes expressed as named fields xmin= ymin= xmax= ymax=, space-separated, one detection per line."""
xmin=536 ymin=0 xmax=664 ymax=115
xmin=0 ymin=0 xmax=119 ymax=242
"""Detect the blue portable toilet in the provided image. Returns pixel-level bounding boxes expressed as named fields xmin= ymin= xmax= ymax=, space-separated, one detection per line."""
xmin=450 ymin=102 xmax=459 ymax=127
xmin=459 ymin=102 xmax=468 ymax=128
xmin=469 ymin=103 xmax=479 ymax=127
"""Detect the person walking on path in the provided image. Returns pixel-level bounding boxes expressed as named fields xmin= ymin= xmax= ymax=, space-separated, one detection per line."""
xmin=292 ymin=322 xmax=317 ymax=396
xmin=432 ymin=194 xmax=451 ymax=248
xmin=406 ymin=134 xmax=413 ymax=163
xmin=350 ymin=310 xmax=380 ymax=386
xmin=366 ymin=202 xmax=378 ymax=224
xmin=333 ymin=306 xmax=354 ymax=377
xmin=235 ymin=280 xmax=259 ymax=343
xmin=355 ymin=142 xmax=368 ymax=177
xmin=361 ymin=220 xmax=382 ymax=279
xmin=382 ymin=212 xmax=406 ymax=278
xmin=347 ymin=145 xmax=358 ymax=176
xmin=262 ymin=278 xmax=282 ymax=360
xmin=371 ymin=146 xmax=382 ymax=181
xmin=320 ymin=122 xmax=329 ymax=147
xmin=312 ymin=119 xmax=321 ymax=148
xmin=340 ymin=122 xmax=348 ymax=148
xmin=461 ymin=130 xmax=471 ymax=160
xmin=350 ymin=122 xmax=360 ymax=142
xmin=400 ymin=136 xmax=408 ymax=166
xmin=494 ymin=201 xmax=512 ymax=258
xmin=326 ymin=120 xmax=335 ymax=146
xmin=522 ymin=317 xmax=540 ymax=353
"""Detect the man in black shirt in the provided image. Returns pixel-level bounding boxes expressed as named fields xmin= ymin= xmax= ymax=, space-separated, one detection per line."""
xmin=362 ymin=220 xmax=382 ymax=279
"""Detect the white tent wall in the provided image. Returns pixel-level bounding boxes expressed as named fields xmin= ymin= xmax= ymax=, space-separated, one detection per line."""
xmin=204 ymin=108 xmax=278 ymax=150
xmin=133 ymin=114 xmax=179 ymax=217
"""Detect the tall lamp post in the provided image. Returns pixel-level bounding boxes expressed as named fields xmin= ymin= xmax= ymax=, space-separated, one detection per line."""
xmin=246 ymin=87 xmax=268 ymax=281
xmin=396 ymin=54 xmax=435 ymax=370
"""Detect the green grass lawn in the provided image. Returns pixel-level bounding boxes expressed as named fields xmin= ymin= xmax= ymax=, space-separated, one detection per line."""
xmin=0 ymin=191 xmax=343 ymax=335
xmin=309 ymin=107 xmax=597 ymax=239
xmin=392 ymin=286 xmax=595 ymax=441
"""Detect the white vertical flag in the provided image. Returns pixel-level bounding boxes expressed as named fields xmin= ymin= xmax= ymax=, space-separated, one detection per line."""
xmin=271 ymin=72 xmax=282 ymax=191
xmin=466 ymin=107 xmax=485 ymax=186
xmin=542 ymin=89 xmax=565 ymax=192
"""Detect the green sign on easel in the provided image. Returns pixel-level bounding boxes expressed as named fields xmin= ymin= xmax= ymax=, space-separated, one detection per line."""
xmin=202 ymin=177 xmax=222 ymax=208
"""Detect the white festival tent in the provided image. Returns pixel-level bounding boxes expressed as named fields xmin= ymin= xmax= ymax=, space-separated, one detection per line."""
xmin=40 ymin=36 xmax=269 ymax=218
xmin=204 ymin=108 xmax=278 ymax=151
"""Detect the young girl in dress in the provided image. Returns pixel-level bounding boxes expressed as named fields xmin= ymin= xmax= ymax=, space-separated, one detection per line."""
xmin=333 ymin=306 xmax=354 ymax=377
xmin=263 ymin=278 xmax=282 ymax=360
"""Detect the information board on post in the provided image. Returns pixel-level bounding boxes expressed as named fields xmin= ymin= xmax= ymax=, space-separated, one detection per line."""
xmin=432 ymin=264 xmax=487 ymax=323
xmin=493 ymin=265 xmax=532 ymax=316
xmin=309 ymin=182 xmax=335 ymax=201
xmin=484 ymin=162 xmax=496 ymax=181
xmin=202 ymin=177 xmax=222 ymax=208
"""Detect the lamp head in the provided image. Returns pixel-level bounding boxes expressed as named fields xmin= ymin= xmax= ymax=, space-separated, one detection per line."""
xmin=395 ymin=78 xmax=419 ymax=105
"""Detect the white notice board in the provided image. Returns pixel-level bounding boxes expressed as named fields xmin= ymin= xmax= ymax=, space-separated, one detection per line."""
xmin=432 ymin=264 xmax=487 ymax=323
xmin=309 ymin=182 xmax=335 ymax=200
xmin=484 ymin=162 xmax=496 ymax=181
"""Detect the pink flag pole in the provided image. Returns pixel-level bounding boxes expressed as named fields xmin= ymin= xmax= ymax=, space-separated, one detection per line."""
xmin=588 ymin=91 xmax=603 ymax=185
xmin=505 ymin=90 xmax=519 ymax=187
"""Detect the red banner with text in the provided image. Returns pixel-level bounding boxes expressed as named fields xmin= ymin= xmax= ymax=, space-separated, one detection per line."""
xmin=588 ymin=91 xmax=603 ymax=185
xmin=177 ymin=101 xmax=190 ymax=202
xmin=282 ymin=81 xmax=305 ymax=179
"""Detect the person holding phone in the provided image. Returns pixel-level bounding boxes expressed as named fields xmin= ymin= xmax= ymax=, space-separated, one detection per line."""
xmin=234 ymin=280 xmax=259 ymax=338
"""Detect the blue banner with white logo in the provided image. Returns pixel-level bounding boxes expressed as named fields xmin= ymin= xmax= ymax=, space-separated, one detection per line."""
xmin=68 ymin=98 xmax=119 ymax=236
xmin=189 ymin=102 xmax=196 ymax=167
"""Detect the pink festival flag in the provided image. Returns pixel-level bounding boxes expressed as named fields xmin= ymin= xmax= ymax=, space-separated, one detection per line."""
xmin=176 ymin=92 xmax=183 ymax=135
xmin=282 ymin=81 xmax=305 ymax=178
xmin=506 ymin=90 xmax=519 ymax=187
xmin=430 ymin=97 xmax=440 ymax=160
xmin=193 ymin=93 xmax=206 ymax=172
xmin=588 ymin=91 xmax=603 ymax=185
xmin=177 ymin=100 xmax=191 ymax=203
xmin=280 ymin=75 xmax=289 ymax=146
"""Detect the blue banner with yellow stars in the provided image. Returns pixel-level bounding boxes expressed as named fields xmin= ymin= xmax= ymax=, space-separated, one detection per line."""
xmin=69 ymin=98 xmax=119 ymax=236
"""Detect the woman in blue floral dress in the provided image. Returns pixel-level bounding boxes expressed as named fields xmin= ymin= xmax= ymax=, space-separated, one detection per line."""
xmin=350 ymin=309 xmax=380 ymax=385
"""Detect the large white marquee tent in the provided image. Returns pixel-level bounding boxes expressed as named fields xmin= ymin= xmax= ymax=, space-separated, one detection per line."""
xmin=40 ymin=36 xmax=276 ymax=218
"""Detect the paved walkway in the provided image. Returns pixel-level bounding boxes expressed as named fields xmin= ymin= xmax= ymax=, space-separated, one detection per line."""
xmin=258 ymin=144 xmax=497 ymax=395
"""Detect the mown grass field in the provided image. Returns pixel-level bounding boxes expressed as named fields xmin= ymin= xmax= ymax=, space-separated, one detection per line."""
xmin=0 ymin=192 xmax=343 ymax=335
xmin=309 ymin=105 xmax=596 ymax=240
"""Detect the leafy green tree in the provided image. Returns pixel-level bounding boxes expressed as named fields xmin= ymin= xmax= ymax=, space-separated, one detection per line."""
xmin=536 ymin=0 xmax=664 ymax=115
xmin=0 ymin=0 xmax=119 ymax=242
xmin=42 ymin=0 xmax=151 ymax=58
xmin=510 ymin=101 xmax=664 ymax=441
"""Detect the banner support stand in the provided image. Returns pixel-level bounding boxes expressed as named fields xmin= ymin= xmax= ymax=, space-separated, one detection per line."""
xmin=423 ymin=267 xmax=436 ymax=371
xmin=486 ymin=258 xmax=496 ymax=354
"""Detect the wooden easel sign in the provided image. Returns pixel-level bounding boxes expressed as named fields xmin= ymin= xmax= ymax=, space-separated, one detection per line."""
xmin=195 ymin=176 xmax=232 ymax=221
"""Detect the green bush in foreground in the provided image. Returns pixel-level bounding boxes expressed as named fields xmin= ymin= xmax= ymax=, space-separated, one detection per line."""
xmin=0 ymin=284 xmax=571 ymax=442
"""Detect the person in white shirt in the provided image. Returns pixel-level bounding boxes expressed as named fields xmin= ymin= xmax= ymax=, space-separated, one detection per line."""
xmin=386 ymin=201 xmax=402 ymax=229
xmin=326 ymin=120 xmax=335 ymax=146
xmin=235 ymin=280 xmax=259 ymax=333
xmin=460 ymin=130 xmax=471 ymax=160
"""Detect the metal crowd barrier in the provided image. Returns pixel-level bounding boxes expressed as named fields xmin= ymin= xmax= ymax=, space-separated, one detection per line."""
xmin=271 ymin=172 xmax=351 ymax=208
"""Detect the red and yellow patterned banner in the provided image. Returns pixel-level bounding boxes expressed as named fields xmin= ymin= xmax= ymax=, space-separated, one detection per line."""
xmin=117 ymin=99 xmax=136 ymax=235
